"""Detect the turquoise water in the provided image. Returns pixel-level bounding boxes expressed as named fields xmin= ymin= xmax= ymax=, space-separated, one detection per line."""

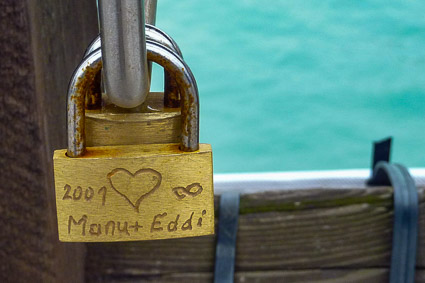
xmin=150 ymin=0 xmax=425 ymax=173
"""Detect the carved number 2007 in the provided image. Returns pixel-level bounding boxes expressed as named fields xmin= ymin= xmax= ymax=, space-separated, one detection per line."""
xmin=63 ymin=185 xmax=106 ymax=206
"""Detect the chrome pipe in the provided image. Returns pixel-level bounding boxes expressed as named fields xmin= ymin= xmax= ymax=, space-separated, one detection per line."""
xmin=144 ymin=0 xmax=158 ymax=25
xmin=98 ymin=0 xmax=150 ymax=108
xmin=144 ymin=0 xmax=158 ymax=92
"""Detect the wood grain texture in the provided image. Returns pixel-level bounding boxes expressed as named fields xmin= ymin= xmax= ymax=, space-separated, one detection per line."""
xmin=86 ymin=92 xmax=181 ymax=147
xmin=54 ymin=144 xmax=214 ymax=242
xmin=85 ymin=186 xmax=425 ymax=282
xmin=0 ymin=0 xmax=97 ymax=282
xmin=86 ymin=269 xmax=425 ymax=283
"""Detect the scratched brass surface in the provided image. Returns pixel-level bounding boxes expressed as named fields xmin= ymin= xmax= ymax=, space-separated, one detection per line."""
xmin=53 ymin=144 xmax=214 ymax=242
xmin=86 ymin=92 xmax=181 ymax=147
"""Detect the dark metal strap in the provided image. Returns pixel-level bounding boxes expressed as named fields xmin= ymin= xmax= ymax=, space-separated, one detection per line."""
xmin=214 ymin=192 xmax=240 ymax=283
xmin=367 ymin=138 xmax=418 ymax=283
xmin=395 ymin=164 xmax=419 ymax=283
xmin=370 ymin=137 xmax=392 ymax=171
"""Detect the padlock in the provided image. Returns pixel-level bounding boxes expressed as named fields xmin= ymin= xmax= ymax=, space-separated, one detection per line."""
xmin=82 ymin=24 xmax=184 ymax=147
xmin=53 ymin=40 xmax=214 ymax=242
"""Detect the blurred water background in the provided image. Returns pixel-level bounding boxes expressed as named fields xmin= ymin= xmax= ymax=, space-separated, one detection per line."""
xmin=150 ymin=0 xmax=425 ymax=173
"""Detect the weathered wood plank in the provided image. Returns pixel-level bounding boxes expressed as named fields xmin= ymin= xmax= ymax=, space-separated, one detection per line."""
xmin=0 ymin=0 xmax=97 ymax=282
xmin=86 ymin=269 xmax=425 ymax=283
xmin=85 ymin=186 xmax=425 ymax=282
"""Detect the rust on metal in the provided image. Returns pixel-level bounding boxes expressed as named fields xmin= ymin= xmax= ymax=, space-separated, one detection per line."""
xmin=68 ymin=40 xmax=199 ymax=156
xmin=75 ymin=61 xmax=103 ymax=110
xmin=69 ymin=61 xmax=102 ymax=155
xmin=164 ymin=72 xmax=180 ymax=108
xmin=146 ymin=46 xmax=198 ymax=152
xmin=69 ymin=93 xmax=85 ymax=156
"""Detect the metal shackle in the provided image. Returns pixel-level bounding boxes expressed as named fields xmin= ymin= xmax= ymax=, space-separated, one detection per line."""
xmin=84 ymin=24 xmax=182 ymax=59
xmin=67 ymin=40 xmax=199 ymax=157
xmin=84 ymin=24 xmax=183 ymax=107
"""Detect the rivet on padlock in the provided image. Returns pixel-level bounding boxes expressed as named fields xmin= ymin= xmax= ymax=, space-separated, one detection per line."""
xmin=54 ymin=40 xmax=214 ymax=242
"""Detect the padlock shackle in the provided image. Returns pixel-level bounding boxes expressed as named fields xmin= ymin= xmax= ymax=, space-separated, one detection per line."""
xmin=67 ymin=48 xmax=102 ymax=158
xmin=84 ymin=24 xmax=183 ymax=60
xmin=83 ymin=25 xmax=183 ymax=109
xmin=67 ymin=41 xmax=199 ymax=157
xmin=146 ymin=39 xmax=199 ymax=152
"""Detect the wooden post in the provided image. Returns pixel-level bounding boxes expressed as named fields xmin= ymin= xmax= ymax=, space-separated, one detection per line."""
xmin=0 ymin=0 xmax=97 ymax=282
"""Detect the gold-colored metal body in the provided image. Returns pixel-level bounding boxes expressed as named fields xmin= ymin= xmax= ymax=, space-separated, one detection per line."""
xmin=86 ymin=92 xmax=181 ymax=146
xmin=54 ymin=143 xmax=214 ymax=242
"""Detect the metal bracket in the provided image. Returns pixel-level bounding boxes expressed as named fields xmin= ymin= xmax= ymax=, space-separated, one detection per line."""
xmin=214 ymin=192 xmax=240 ymax=283
xmin=367 ymin=138 xmax=418 ymax=283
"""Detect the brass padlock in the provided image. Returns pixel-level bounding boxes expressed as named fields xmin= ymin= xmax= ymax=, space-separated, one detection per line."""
xmin=53 ymin=40 xmax=214 ymax=242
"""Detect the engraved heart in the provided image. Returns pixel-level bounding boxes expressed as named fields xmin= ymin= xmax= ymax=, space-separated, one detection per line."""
xmin=107 ymin=168 xmax=162 ymax=212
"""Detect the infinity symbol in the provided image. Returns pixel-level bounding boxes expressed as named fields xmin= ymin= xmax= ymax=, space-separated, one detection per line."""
xmin=172 ymin=183 xmax=203 ymax=200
